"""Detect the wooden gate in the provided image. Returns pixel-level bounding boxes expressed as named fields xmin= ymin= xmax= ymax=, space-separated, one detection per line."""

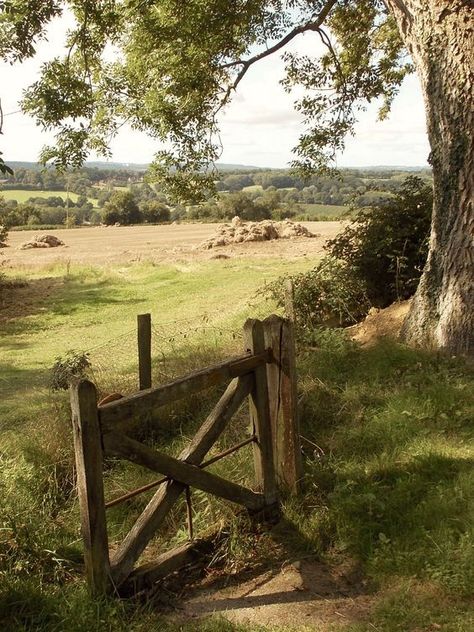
xmin=70 ymin=316 xmax=302 ymax=596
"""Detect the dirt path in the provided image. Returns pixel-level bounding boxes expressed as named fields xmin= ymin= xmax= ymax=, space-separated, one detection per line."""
xmin=178 ymin=558 xmax=374 ymax=630
xmin=4 ymin=222 xmax=343 ymax=267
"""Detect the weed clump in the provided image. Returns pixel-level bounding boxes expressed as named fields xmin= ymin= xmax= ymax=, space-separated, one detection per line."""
xmin=50 ymin=351 xmax=91 ymax=391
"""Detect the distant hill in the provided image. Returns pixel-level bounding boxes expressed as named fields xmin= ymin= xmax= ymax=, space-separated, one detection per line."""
xmin=6 ymin=160 xmax=264 ymax=172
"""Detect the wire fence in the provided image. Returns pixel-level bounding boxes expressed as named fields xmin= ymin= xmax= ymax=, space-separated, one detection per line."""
xmin=86 ymin=315 xmax=246 ymax=399
xmin=1 ymin=299 xmax=282 ymax=428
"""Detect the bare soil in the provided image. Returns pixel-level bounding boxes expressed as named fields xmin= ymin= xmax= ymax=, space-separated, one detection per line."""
xmin=348 ymin=300 xmax=411 ymax=346
xmin=4 ymin=222 xmax=343 ymax=267
xmin=178 ymin=557 xmax=374 ymax=630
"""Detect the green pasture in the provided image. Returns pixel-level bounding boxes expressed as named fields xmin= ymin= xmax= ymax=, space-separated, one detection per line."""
xmin=0 ymin=257 xmax=312 ymax=428
xmin=0 ymin=189 xmax=82 ymax=203
xmin=299 ymin=202 xmax=347 ymax=218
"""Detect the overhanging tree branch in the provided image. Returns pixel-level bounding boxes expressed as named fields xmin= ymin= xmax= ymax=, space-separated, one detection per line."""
xmin=217 ymin=0 xmax=338 ymax=108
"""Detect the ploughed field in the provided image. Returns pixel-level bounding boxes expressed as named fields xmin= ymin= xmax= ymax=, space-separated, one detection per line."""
xmin=5 ymin=221 xmax=342 ymax=266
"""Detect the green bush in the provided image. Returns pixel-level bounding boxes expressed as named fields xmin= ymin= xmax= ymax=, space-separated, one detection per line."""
xmin=103 ymin=190 xmax=142 ymax=225
xmin=50 ymin=351 xmax=91 ymax=391
xmin=265 ymin=177 xmax=431 ymax=332
xmin=140 ymin=200 xmax=170 ymax=223
xmin=326 ymin=176 xmax=432 ymax=304
xmin=265 ymin=257 xmax=371 ymax=331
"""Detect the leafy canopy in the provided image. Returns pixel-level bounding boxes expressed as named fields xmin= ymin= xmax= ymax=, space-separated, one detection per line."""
xmin=0 ymin=1 xmax=411 ymax=200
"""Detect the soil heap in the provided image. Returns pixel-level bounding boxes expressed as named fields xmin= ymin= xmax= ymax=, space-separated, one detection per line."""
xmin=199 ymin=217 xmax=316 ymax=249
xmin=19 ymin=234 xmax=65 ymax=250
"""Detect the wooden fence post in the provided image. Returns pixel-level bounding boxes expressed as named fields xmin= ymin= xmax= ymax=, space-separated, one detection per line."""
xmin=70 ymin=380 xmax=111 ymax=595
xmin=137 ymin=313 xmax=152 ymax=390
xmin=284 ymin=278 xmax=296 ymax=324
xmin=263 ymin=315 xmax=303 ymax=494
xmin=243 ymin=319 xmax=277 ymax=507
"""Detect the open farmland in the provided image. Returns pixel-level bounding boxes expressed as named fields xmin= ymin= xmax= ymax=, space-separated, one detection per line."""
xmin=4 ymin=221 xmax=342 ymax=266
xmin=1 ymin=189 xmax=84 ymax=203
xmin=1 ymin=220 xmax=342 ymax=428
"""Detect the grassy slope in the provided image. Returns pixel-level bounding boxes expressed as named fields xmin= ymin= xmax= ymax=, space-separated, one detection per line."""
xmin=1 ymin=190 xmax=82 ymax=203
xmin=0 ymin=263 xmax=473 ymax=631
xmin=292 ymin=334 xmax=473 ymax=631
xmin=0 ymin=258 xmax=310 ymax=430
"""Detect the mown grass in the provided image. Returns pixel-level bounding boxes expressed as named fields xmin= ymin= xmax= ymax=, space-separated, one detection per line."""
xmin=1 ymin=257 xmax=315 ymax=428
xmin=1 ymin=262 xmax=473 ymax=631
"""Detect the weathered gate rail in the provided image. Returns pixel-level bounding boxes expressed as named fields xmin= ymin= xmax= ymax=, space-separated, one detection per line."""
xmin=70 ymin=316 xmax=302 ymax=596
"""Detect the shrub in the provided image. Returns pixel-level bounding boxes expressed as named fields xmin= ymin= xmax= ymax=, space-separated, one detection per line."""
xmin=50 ymin=351 xmax=91 ymax=391
xmin=265 ymin=257 xmax=371 ymax=332
xmin=264 ymin=177 xmax=431 ymax=333
xmin=140 ymin=200 xmax=170 ymax=223
xmin=326 ymin=176 xmax=432 ymax=305
xmin=103 ymin=191 xmax=142 ymax=225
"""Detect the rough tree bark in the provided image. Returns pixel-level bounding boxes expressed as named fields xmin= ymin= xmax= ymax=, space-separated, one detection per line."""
xmin=384 ymin=0 xmax=474 ymax=354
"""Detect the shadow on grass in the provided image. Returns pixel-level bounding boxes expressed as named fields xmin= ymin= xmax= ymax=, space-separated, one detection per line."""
xmin=325 ymin=452 xmax=474 ymax=557
xmin=1 ymin=274 xmax=143 ymax=338
xmin=299 ymin=338 xmax=473 ymax=456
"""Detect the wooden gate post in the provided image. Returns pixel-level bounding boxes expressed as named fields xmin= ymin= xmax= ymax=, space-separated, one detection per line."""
xmin=263 ymin=315 xmax=303 ymax=494
xmin=137 ymin=313 xmax=152 ymax=390
xmin=70 ymin=380 xmax=111 ymax=595
xmin=243 ymin=319 xmax=278 ymax=507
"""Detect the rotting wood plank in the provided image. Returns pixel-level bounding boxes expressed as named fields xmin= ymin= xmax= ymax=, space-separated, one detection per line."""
xmin=70 ymin=380 xmax=111 ymax=595
xmin=109 ymin=375 xmax=252 ymax=586
xmin=120 ymin=539 xmax=214 ymax=595
xmin=99 ymin=352 xmax=268 ymax=432
xmin=243 ymin=319 xmax=278 ymax=505
xmin=103 ymin=432 xmax=265 ymax=511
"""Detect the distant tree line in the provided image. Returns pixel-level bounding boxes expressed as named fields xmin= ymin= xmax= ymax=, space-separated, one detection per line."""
xmin=0 ymin=165 xmax=145 ymax=197
xmin=214 ymin=168 xmax=432 ymax=208
xmin=0 ymin=165 xmax=432 ymax=227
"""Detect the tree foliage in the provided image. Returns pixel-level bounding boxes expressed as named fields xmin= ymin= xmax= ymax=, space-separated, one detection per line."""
xmin=267 ymin=176 xmax=431 ymax=331
xmin=326 ymin=176 xmax=432 ymax=304
xmin=102 ymin=190 xmax=141 ymax=225
xmin=0 ymin=1 xmax=412 ymax=201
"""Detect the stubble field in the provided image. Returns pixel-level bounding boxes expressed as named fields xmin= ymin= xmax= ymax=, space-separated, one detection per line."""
xmin=5 ymin=221 xmax=342 ymax=266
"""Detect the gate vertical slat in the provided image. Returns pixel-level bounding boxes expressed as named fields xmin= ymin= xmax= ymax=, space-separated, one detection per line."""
xmin=70 ymin=380 xmax=111 ymax=595
xmin=243 ymin=319 xmax=278 ymax=506
xmin=263 ymin=315 xmax=303 ymax=494
xmin=137 ymin=313 xmax=152 ymax=390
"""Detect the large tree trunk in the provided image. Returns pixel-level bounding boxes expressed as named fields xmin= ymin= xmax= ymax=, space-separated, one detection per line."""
xmin=384 ymin=0 xmax=474 ymax=354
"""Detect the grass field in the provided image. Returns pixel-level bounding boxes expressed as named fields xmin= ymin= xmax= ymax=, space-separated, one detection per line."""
xmin=1 ymin=237 xmax=473 ymax=631
xmin=0 ymin=189 xmax=83 ymax=203
xmin=1 ymin=257 xmax=312 ymax=424
xmin=298 ymin=203 xmax=348 ymax=218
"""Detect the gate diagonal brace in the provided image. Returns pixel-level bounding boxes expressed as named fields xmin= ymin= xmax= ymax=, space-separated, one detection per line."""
xmin=103 ymin=431 xmax=265 ymax=512
xmin=106 ymin=374 xmax=253 ymax=586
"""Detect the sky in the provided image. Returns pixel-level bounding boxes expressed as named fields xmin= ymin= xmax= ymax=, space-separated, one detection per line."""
xmin=0 ymin=16 xmax=430 ymax=169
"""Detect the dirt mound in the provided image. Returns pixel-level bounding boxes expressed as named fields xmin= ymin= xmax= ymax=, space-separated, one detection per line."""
xmin=199 ymin=217 xmax=317 ymax=249
xmin=349 ymin=300 xmax=411 ymax=346
xmin=19 ymin=234 xmax=65 ymax=250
